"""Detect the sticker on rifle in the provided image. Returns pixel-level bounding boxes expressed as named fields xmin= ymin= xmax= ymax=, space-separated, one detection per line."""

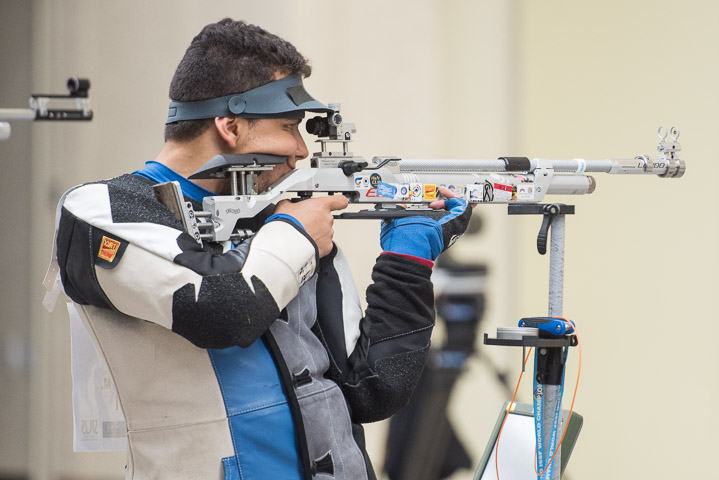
xmin=370 ymin=173 xmax=382 ymax=187
xmin=98 ymin=236 xmax=121 ymax=263
xmin=354 ymin=176 xmax=370 ymax=189
xmin=410 ymin=183 xmax=423 ymax=202
xmin=424 ymin=184 xmax=437 ymax=200
xmin=466 ymin=184 xmax=484 ymax=203
xmin=517 ymin=184 xmax=535 ymax=201
xmin=493 ymin=183 xmax=513 ymax=201
xmin=366 ymin=187 xmax=380 ymax=198
xmin=377 ymin=182 xmax=397 ymax=199
xmin=491 ymin=174 xmax=508 ymax=182
xmin=483 ymin=181 xmax=494 ymax=202
xmin=397 ymin=184 xmax=410 ymax=200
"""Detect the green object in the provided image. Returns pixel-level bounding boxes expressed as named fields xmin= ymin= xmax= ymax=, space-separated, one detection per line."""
xmin=473 ymin=402 xmax=583 ymax=480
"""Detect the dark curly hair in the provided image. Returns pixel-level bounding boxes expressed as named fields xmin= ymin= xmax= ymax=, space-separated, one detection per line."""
xmin=164 ymin=18 xmax=312 ymax=142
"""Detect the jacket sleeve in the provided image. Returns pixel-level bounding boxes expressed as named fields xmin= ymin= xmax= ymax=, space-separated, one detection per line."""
xmin=55 ymin=177 xmax=318 ymax=349
xmin=315 ymin=247 xmax=435 ymax=423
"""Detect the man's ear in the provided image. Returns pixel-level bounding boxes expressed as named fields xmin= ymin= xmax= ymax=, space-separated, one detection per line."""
xmin=214 ymin=117 xmax=241 ymax=148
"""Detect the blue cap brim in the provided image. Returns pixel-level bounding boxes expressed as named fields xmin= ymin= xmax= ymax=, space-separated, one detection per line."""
xmin=165 ymin=74 xmax=332 ymax=124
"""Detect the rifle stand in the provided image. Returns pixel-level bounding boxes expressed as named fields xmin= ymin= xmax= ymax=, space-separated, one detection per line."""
xmin=483 ymin=204 xmax=577 ymax=480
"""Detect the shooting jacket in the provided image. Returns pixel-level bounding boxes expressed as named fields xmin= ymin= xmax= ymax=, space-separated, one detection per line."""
xmin=52 ymin=163 xmax=436 ymax=480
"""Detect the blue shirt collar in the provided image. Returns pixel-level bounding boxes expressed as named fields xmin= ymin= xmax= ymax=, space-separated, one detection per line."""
xmin=133 ymin=161 xmax=215 ymax=202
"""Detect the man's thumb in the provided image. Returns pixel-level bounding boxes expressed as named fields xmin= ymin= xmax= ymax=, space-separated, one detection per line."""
xmin=324 ymin=194 xmax=349 ymax=211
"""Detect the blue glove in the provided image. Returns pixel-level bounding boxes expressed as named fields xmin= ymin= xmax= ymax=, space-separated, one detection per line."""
xmin=380 ymin=197 xmax=472 ymax=261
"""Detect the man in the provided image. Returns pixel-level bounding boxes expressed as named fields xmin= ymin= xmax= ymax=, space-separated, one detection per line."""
xmin=51 ymin=18 xmax=472 ymax=479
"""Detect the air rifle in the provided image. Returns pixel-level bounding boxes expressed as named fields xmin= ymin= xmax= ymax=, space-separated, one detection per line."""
xmin=153 ymin=104 xmax=684 ymax=245
xmin=0 ymin=77 xmax=92 ymax=140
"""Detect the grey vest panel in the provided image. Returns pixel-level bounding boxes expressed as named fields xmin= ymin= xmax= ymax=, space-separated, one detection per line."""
xmin=269 ymin=274 xmax=368 ymax=479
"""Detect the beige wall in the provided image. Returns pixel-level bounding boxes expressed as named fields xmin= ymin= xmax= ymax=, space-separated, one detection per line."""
xmin=2 ymin=0 xmax=715 ymax=479
xmin=0 ymin=0 xmax=32 ymax=476
xmin=516 ymin=0 xmax=718 ymax=479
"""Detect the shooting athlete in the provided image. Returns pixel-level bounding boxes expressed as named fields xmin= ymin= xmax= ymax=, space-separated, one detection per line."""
xmin=49 ymin=19 xmax=472 ymax=479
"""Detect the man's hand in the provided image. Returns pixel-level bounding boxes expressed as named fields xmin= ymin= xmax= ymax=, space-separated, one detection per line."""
xmin=274 ymin=195 xmax=349 ymax=257
xmin=380 ymin=186 xmax=474 ymax=261
xmin=429 ymin=186 xmax=479 ymax=211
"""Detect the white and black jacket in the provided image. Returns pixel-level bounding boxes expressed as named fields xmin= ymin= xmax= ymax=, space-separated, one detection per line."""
xmin=54 ymin=169 xmax=436 ymax=479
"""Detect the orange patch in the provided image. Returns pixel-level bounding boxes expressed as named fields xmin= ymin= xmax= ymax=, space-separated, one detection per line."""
xmin=98 ymin=236 xmax=121 ymax=262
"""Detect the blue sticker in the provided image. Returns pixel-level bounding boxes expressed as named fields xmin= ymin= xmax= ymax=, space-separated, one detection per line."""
xmin=377 ymin=182 xmax=397 ymax=199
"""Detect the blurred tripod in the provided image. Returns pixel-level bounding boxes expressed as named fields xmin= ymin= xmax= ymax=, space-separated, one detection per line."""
xmin=383 ymin=260 xmax=512 ymax=480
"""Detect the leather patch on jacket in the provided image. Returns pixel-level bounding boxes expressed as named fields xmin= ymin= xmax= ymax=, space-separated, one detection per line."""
xmin=92 ymin=228 xmax=128 ymax=269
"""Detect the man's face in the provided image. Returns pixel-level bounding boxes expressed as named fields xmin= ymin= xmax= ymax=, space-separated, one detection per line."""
xmin=235 ymin=117 xmax=309 ymax=193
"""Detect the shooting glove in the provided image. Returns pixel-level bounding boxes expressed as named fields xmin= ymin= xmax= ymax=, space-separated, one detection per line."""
xmin=380 ymin=197 xmax=472 ymax=261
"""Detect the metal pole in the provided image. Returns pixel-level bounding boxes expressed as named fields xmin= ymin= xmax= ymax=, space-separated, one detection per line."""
xmin=0 ymin=108 xmax=36 ymax=121
xmin=543 ymin=214 xmax=565 ymax=480
xmin=548 ymin=214 xmax=565 ymax=317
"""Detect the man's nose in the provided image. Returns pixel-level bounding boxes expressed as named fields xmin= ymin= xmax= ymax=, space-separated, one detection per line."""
xmin=295 ymin=130 xmax=309 ymax=160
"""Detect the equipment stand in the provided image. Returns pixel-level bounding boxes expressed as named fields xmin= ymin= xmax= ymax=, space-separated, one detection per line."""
xmin=485 ymin=204 xmax=577 ymax=480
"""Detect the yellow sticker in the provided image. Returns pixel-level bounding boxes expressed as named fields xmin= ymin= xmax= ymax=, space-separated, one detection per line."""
xmin=98 ymin=236 xmax=121 ymax=263
xmin=424 ymin=184 xmax=437 ymax=200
